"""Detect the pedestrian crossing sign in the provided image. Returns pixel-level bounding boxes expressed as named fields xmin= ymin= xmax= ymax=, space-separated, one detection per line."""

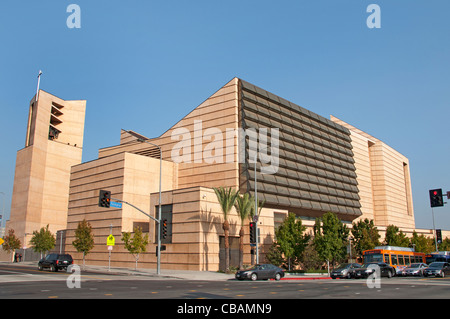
xmin=107 ymin=234 xmax=115 ymax=246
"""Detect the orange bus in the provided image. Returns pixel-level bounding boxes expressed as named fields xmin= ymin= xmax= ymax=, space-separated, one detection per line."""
xmin=363 ymin=246 xmax=426 ymax=272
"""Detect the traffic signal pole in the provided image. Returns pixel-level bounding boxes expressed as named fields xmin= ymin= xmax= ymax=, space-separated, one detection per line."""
xmin=99 ymin=130 xmax=163 ymax=275
xmin=254 ymin=152 xmax=259 ymax=265
xmin=432 ymin=207 xmax=438 ymax=252
xmin=128 ymin=131 xmax=162 ymax=276
xmin=429 ymin=188 xmax=447 ymax=252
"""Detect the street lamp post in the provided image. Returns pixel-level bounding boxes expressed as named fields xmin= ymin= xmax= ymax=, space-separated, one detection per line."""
xmin=254 ymin=152 xmax=259 ymax=265
xmin=432 ymin=208 xmax=438 ymax=252
xmin=0 ymin=192 xmax=5 ymax=228
xmin=126 ymin=130 xmax=162 ymax=275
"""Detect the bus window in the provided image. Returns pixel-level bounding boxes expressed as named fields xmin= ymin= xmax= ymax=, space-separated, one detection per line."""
xmin=404 ymin=255 xmax=410 ymax=265
xmin=384 ymin=254 xmax=390 ymax=264
xmin=392 ymin=255 xmax=398 ymax=265
xmin=399 ymin=255 xmax=404 ymax=265
xmin=364 ymin=253 xmax=383 ymax=263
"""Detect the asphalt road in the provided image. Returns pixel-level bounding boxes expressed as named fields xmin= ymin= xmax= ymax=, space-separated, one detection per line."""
xmin=1 ymin=263 xmax=450 ymax=300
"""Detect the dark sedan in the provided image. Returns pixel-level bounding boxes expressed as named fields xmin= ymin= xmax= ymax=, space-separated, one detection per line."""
xmin=423 ymin=262 xmax=450 ymax=278
xmin=353 ymin=262 xmax=395 ymax=279
xmin=235 ymin=264 xmax=285 ymax=281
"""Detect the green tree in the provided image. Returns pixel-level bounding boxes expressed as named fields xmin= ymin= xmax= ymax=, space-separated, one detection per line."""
xmin=384 ymin=225 xmax=409 ymax=247
xmin=234 ymin=192 xmax=253 ymax=270
xmin=72 ymin=219 xmax=95 ymax=269
xmin=213 ymin=187 xmax=238 ymax=272
xmin=301 ymin=240 xmax=323 ymax=271
xmin=265 ymin=242 xmax=284 ymax=267
xmin=314 ymin=212 xmax=349 ymax=274
xmin=351 ymin=218 xmax=380 ymax=258
xmin=273 ymin=212 xmax=310 ymax=270
xmin=2 ymin=229 xmax=21 ymax=261
xmin=439 ymin=237 xmax=450 ymax=251
xmin=121 ymin=226 xmax=149 ymax=270
xmin=30 ymin=225 xmax=56 ymax=258
xmin=409 ymin=231 xmax=434 ymax=254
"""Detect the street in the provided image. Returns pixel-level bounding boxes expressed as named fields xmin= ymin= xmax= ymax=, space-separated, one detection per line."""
xmin=0 ymin=263 xmax=450 ymax=300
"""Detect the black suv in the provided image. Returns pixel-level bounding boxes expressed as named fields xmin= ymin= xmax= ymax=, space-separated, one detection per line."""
xmin=38 ymin=253 xmax=73 ymax=272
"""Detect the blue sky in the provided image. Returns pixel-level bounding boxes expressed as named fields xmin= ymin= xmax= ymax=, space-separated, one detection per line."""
xmin=0 ymin=1 xmax=449 ymax=230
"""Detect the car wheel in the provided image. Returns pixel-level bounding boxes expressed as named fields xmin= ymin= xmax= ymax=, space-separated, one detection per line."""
xmin=38 ymin=264 xmax=43 ymax=271
xmin=275 ymin=273 xmax=282 ymax=281
xmin=251 ymin=273 xmax=258 ymax=281
xmin=441 ymin=271 xmax=445 ymax=278
xmin=50 ymin=264 xmax=57 ymax=272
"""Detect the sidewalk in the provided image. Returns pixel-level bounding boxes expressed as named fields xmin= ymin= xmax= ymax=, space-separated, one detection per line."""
xmin=1 ymin=261 xmax=331 ymax=281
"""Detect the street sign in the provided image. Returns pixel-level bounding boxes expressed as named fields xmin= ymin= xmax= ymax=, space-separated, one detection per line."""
xmin=107 ymin=234 xmax=115 ymax=246
xmin=110 ymin=201 xmax=122 ymax=208
xmin=108 ymin=245 xmax=113 ymax=251
xmin=0 ymin=238 xmax=4 ymax=245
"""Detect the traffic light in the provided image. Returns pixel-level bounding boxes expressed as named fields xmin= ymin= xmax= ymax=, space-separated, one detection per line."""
xmin=162 ymin=219 xmax=168 ymax=239
xmin=436 ymin=229 xmax=442 ymax=244
xmin=249 ymin=222 xmax=256 ymax=244
xmin=98 ymin=190 xmax=111 ymax=208
xmin=429 ymin=189 xmax=444 ymax=208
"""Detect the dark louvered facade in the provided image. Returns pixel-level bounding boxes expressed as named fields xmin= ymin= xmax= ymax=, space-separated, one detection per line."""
xmin=238 ymin=79 xmax=361 ymax=221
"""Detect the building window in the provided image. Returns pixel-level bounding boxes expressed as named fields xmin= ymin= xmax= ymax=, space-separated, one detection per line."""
xmin=133 ymin=222 xmax=149 ymax=233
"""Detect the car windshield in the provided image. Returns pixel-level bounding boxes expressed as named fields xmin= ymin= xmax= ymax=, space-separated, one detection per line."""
xmin=429 ymin=262 xmax=445 ymax=268
xmin=361 ymin=263 xmax=377 ymax=268
xmin=246 ymin=265 xmax=264 ymax=271
xmin=335 ymin=263 xmax=350 ymax=270
xmin=409 ymin=263 xmax=421 ymax=268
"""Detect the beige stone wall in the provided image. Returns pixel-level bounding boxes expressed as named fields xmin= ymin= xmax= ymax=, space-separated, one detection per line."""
xmin=330 ymin=116 xmax=415 ymax=229
xmin=65 ymin=152 xmax=177 ymax=268
xmin=7 ymin=91 xmax=86 ymax=245
xmin=148 ymin=186 xmax=283 ymax=271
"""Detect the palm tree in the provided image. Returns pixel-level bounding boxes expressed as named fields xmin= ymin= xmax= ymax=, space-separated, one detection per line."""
xmin=213 ymin=186 xmax=238 ymax=272
xmin=234 ymin=192 xmax=254 ymax=270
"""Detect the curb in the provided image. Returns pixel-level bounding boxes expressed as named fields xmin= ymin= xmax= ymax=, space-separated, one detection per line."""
xmin=279 ymin=276 xmax=332 ymax=280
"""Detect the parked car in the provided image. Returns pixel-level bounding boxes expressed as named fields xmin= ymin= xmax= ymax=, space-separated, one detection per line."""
xmin=423 ymin=262 xmax=450 ymax=278
xmin=396 ymin=265 xmax=408 ymax=276
xmin=352 ymin=262 xmax=395 ymax=279
xmin=235 ymin=264 xmax=284 ymax=281
xmin=331 ymin=263 xmax=362 ymax=279
xmin=38 ymin=253 xmax=73 ymax=272
xmin=401 ymin=263 xmax=428 ymax=277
